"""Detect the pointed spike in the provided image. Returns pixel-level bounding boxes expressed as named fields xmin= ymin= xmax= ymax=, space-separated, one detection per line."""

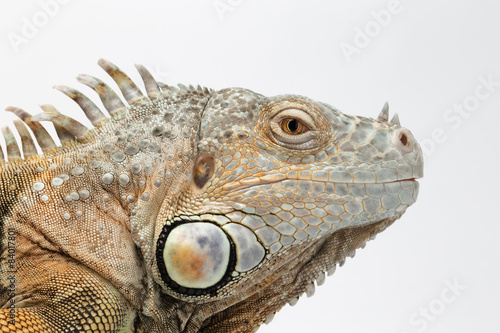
xmin=5 ymin=106 xmax=33 ymax=122
xmin=1 ymin=127 xmax=22 ymax=161
xmin=12 ymin=120 xmax=37 ymax=157
xmin=97 ymin=58 xmax=144 ymax=104
xmin=39 ymin=105 xmax=76 ymax=144
xmin=76 ymin=74 xmax=126 ymax=116
xmin=134 ymin=64 xmax=161 ymax=97
xmin=5 ymin=106 xmax=57 ymax=152
xmin=32 ymin=111 xmax=89 ymax=140
xmin=339 ymin=257 xmax=346 ymax=267
xmin=157 ymin=82 xmax=169 ymax=90
xmin=264 ymin=312 xmax=275 ymax=325
xmin=53 ymin=85 xmax=107 ymax=126
xmin=390 ymin=112 xmax=401 ymax=126
xmin=378 ymin=101 xmax=389 ymax=122
xmin=53 ymin=124 xmax=76 ymax=145
xmin=306 ymin=283 xmax=316 ymax=298
xmin=316 ymin=272 xmax=326 ymax=286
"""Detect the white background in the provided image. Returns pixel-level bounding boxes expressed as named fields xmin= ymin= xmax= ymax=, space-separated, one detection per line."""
xmin=0 ymin=1 xmax=498 ymax=332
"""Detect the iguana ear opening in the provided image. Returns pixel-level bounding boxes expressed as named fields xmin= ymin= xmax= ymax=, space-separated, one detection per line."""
xmin=193 ymin=154 xmax=215 ymax=190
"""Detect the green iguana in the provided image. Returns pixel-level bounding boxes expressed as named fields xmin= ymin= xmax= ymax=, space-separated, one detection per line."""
xmin=0 ymin=59 xmax=423 ymax=332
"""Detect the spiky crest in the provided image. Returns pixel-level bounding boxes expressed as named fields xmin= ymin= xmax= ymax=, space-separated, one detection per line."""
xmin=0 ymin=59 xmax=212 ymax=166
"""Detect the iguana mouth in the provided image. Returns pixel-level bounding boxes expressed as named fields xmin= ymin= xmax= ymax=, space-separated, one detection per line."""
xmin=225 ymin=176 xmax=420 ymax=194
xmin=385 ymin=177 xmax=418 ymax=183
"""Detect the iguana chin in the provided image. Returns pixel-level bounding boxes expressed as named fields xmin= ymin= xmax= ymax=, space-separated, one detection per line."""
xmin=0 ymin=59 xmax=423 ymax=332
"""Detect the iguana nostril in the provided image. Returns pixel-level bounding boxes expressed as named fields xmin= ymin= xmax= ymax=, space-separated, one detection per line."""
xmin=400 ymin=133 xmax=408 ymax=147
xmin=392 ymin=128 xmax=414 ymax=152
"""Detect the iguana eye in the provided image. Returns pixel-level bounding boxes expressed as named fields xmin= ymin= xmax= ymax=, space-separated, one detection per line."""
xmin=280 ymin=118 xmax=308 ymax=135
xmin=270 ymin=108 xmax=316 ymax=148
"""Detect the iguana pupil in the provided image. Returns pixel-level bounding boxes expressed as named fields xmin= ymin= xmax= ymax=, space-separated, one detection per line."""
xmin=287 ymin=119 xmax=299 ymax=132
xmin=281 ymin=118 xmax=304 ymax=135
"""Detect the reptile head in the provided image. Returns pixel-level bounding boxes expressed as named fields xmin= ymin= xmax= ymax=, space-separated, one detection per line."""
xmin=10 ymin=60 xmax=421 ymax=331
xmin=155 ymin=87 xmax=423 ymax=329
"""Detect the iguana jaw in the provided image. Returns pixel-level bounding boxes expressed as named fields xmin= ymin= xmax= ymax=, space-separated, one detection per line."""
xmin=195 ymin=216 xmax=399 ymax=332
xmin=182 ymin=174 xmax=420 ymax=330
xmin=261 ymin=215 xmax=399 ymax=322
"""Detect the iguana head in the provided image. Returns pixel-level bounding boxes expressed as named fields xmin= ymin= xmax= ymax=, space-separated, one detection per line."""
xmin=152 ymin=87 xmax=423 ymax=329
xmin=4 ymin=60 xmax=422 ymax=332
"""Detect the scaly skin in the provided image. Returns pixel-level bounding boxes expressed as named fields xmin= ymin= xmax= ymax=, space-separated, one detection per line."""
xmin=0 ymin=60 xmax=423 ymax=332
